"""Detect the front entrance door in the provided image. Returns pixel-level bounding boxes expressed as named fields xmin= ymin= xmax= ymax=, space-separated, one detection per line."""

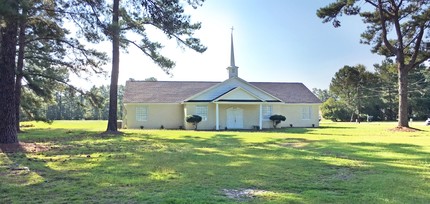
xmin=226 ymin=107 xmax=243 ymax=129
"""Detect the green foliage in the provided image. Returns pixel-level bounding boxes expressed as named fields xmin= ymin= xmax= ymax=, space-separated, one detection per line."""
xmin=1 ymin=121 xmax=430 ymax=203
xmin=312 ymin=88 xmax=332 ymax=103
xmin=186 ymin=115 xmax=202 ymax=130
xmin=325 ymin=60 xmax=430 ymax=122
xmin=329 ymin=64 xmax=383 ymax=121
xmin=372 ymin=59 xmax=398 ymax=120
xmin=269 ymin=114 xmax=286 ymax=128
xmin=66 ymin=0 xmax=206 ymax=132
xmin=318 ymin=1 xmax=430 ymax=127
xmin=321 ymin=98 xmax=351 ymax=122
xmin=144 ymin=77 xmax=157 ymax=81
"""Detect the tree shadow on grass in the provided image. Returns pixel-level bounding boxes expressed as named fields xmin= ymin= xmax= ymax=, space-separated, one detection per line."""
xmin=1 ymin=129 xmax=162 ymax=203
xmin=2 ymin=128 xmax=430 ymax=203
xmin=146 ymin=133 xmax=430 ymax=203
xmin=120 ymin=132 xmax=429 ymax=202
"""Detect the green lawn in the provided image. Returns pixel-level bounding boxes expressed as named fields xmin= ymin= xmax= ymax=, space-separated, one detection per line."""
xmin=1 ymin=120 xmax=430 ymax=203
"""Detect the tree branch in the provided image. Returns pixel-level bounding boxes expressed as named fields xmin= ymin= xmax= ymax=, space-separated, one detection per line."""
xmin=376 ymin=0 xmax=398 ymax=58
xmin=408 ymin=24 xmax=426 ymax=71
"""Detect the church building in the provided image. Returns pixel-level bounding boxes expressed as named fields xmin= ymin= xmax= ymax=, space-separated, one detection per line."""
xmin=123 ymin=33 xmax=321 ymax=130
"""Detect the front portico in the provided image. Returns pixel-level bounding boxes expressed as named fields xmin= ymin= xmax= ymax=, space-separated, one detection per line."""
xmin=122 ymin=30 xmax=321 ymax=130
xmin=184 ymin=76 xmax=283 ymax=130
xmin=184 ymin=102 xmax=266 ymax=130
xmin=215 ymin=103 xmax=261 ymax=130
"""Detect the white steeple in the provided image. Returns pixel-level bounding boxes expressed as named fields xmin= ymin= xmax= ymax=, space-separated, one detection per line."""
xmin=227 ymin=27 xmax=238 ymax=78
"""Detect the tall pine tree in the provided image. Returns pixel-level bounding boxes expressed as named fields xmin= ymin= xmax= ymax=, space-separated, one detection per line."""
xmin=0 ymin=0 xmax=19 ymax=143
xmin=66 ymin=0 xmax=207 ymax=133
xmin=318 ymin=0 xmax=430 ymax=128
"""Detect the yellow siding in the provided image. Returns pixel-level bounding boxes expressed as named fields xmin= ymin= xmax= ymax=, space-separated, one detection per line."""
xmin=184 ymin=103 xmax=216 ymax=130
xmin=276 ymin=104 xmax=320 ymax=128
xmin=125 ymin=103 xmax=320 ymax=130
xmin=124 ymin=103 xmax=184 ymax=129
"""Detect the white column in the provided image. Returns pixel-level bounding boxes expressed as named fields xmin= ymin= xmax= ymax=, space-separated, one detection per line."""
xmin=259 ymin=104 xmax=263 ymax=130
xmin=216 ymin=103 xmax=219 ymax=130
xmin=183 ymin=105 xmax=187 ymax=129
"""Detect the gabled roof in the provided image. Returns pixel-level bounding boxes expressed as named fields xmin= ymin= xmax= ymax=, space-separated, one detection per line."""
xmin=123 ymin=81 xmax=217 ymax=103
xmin=184 ymin=77 xmax=281 ymax=103
xmin=249 ymin=82 xmax=322 ymax=103
xmin=214 ymin=87 xmax=264 ymax=102
xmin=124 ymin=80 xmax=321 ymax=104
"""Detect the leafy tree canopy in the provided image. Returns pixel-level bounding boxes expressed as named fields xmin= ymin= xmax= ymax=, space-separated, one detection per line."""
xmin=318 ymin=0 xmax=430 ymax=128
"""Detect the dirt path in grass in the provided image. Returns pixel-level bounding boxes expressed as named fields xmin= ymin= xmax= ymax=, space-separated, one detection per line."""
xmin=0 ymin=142 xmax=52 ymax=153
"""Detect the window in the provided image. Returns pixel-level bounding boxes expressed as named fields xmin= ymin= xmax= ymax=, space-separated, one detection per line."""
xmin=196 ymin=105 xmax=208 ymax=121
xmin=262 ymin=105 xmax=272 ymax=120
xmin=302 ymin=106 xmax=312 ymax=120
xmin=136 ymin=106 xmax=148 ymax=121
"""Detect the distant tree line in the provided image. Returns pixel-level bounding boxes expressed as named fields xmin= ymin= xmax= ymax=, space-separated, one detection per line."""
xmin=318 ymin=1 xmax=430 ymax=128
xmin=1 ymin=0 xmax=205 ymax=143
xmin=315 ymin=60 xmax=430 ymax=122
xmin=20 ymin=85 xmax=125 ymax=122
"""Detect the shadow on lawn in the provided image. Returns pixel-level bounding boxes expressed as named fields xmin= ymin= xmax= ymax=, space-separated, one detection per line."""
xmin=1 ymin=130 xmax=148 ymax=203
xmin=133 ymin=132 xmax=430 ymax=202
xmin=0 ymin=144 xmax=72 ymax=203
xmin=2 ymin=129 xmax=430 ymax=203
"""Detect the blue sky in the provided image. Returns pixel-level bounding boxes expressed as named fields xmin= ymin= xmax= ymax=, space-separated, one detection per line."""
xmin=90 ymin=0 xmax=386 ymax=90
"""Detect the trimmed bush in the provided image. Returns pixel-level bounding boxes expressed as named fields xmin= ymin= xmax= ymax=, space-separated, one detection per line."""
xmin=186 ymin=115 xmax=202 ymax=130
xmin=269 ymin=114 xmax=286 ymax=128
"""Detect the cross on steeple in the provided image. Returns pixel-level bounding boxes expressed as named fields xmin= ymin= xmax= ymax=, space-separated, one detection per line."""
xmin=230 ymin=27 xmax=235 ymax=67
xmin=227 ymin=26 xmax=238 ymax=78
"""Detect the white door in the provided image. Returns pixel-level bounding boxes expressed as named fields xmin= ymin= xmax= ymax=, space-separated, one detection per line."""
xmin=226 ymin=107 xmax=243 ymax=129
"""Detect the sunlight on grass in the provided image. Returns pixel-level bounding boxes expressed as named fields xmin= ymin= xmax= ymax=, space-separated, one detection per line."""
xmin=149 ymin=168 xmax=181 ymax=181
xmin=1 ymin=120 xmax=429 ymax=203
xmin=5 ymin=171 xmax=45 ymax=186
xmin=318 ymin=156 xmax=369 ymax=168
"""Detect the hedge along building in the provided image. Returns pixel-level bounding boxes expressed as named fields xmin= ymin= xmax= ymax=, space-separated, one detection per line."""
xmin=123 ymin=32 xmax=321 ymax=130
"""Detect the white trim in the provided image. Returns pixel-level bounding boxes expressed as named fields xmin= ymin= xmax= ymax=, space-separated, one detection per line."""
xmin=235 ymin=77 xmax=283 ymax=102
xmin=262 ymin=105 xmax=273 ymax=120
xmin=183 ymin=79 xmax=232 ymax=102
xmin=136 ymin=106 xmax=148 ymax=122
xmin=259 ymin=104 xmax=263 ymax=130
xmin=182 ymin=102 xmax=211 ymax=105
xmin=214 ymin=101 xmax=280 ymax=105
xmin=196 ymin=105 xmax=208 ymax=121
xmin=124 ymin=102 xmax=181 ymax=105
xmin=226 ymin=107 xmax=244 ymax=129
xmin=302 ymin=106 xmax=312 ymax=120
xmin=286 ymin=103 xmax=322 ymax=106
xmin=183 ymin=77 xmax=283 ymax=102
xmin=216 ymin=103 xmax=219 ymax=130
xmin=214 ymin=87 xmax=265 ymax=102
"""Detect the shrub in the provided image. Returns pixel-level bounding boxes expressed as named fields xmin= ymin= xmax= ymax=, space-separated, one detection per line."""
xmin=186 ymin=115 xmax=202 ymax=130
xmin=321 ymin=98 xmax=350 ymax=121
xmin=269 ymin=114 xmax=286 ymax=128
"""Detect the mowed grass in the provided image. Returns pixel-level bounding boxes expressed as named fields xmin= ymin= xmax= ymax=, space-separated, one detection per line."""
xmin=1 ymin=120 xmax=430 ymax=203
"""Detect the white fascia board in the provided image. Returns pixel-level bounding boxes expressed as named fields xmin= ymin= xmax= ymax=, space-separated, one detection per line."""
xmin=285 ymin=103 xmax=322 ymax=106
xmin=214 ymin=86 xmax=264 ymax=102
xmin=234 ymin=77 xmax=284 ymax=102
xmin=124 ymin=102 xmax=182 ymax=105
xmin=183 ymin=78 xmax=237 ymax=102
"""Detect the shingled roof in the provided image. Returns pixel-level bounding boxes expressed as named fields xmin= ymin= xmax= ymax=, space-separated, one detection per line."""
xmin=249 ymin=82 xmax=322 ymax=103
xmin=124 ymin=80 xmax=321 ymax=104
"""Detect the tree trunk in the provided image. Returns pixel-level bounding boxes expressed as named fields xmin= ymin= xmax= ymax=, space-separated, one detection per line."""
xmin=15 ymin=8 xmax=27 ymax=133
xmin=397 ymin=66 xmax=409 ymax=127
xmin=106 ymin=0 xmax=120 ymax=132
xmin=350 ymin=112 xmax=355 ymax=122
xmin=388 ymin=86 xmax=394 ymax=121
xmin=0 ymin=7 xmax=19 ymax=144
